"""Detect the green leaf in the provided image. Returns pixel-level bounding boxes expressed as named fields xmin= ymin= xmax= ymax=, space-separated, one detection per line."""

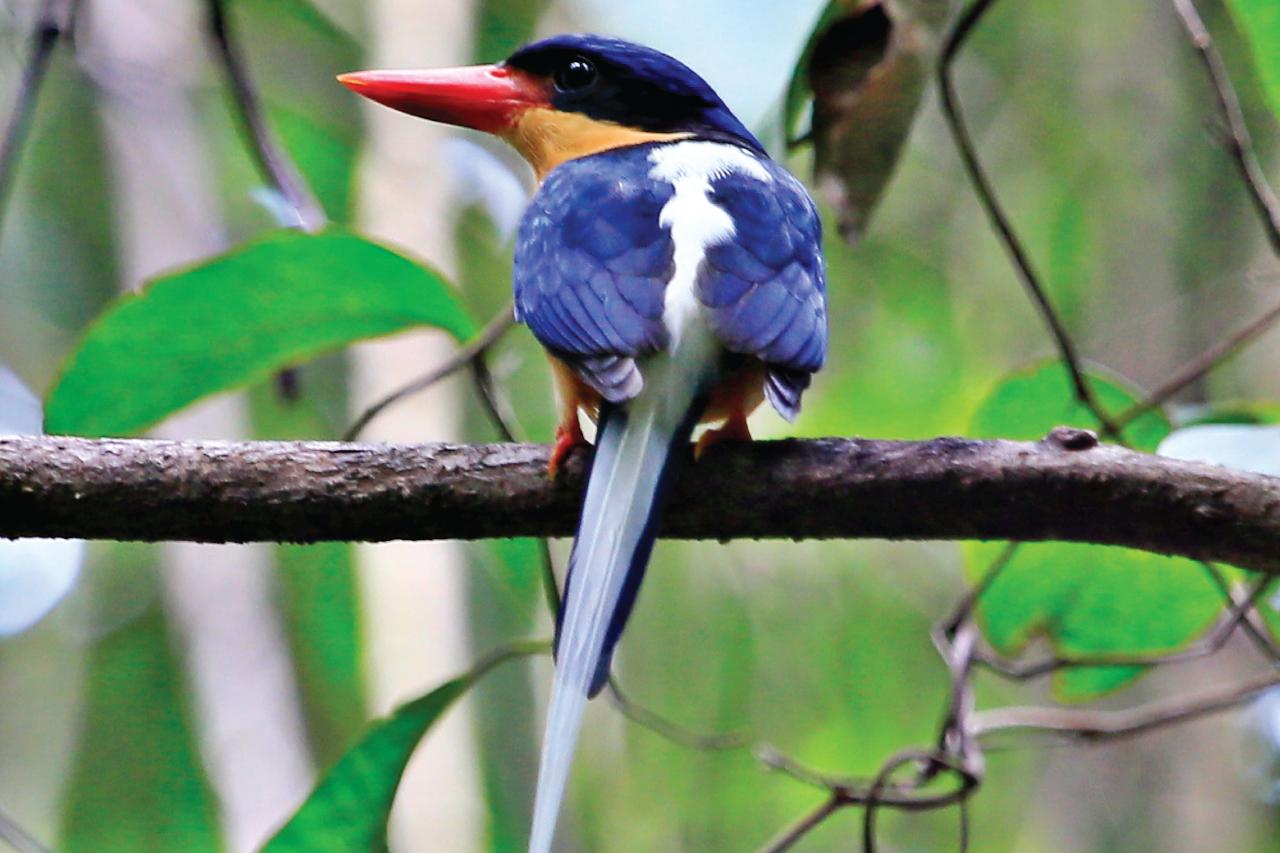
xmin=970 ymin=360 xmax=1167 ymax=450
xmin=1226 ymin=0 xmax=1280 ymax=122
xmin=263 ymin=640 xmax=547 ymax=852
xmin=45 ymin=227 xmax=474 ymax=437
xmin=967 ymin=360 xmax=1223 ymax=699
xmin=966 ymin=541 xmax=1221 ymax=699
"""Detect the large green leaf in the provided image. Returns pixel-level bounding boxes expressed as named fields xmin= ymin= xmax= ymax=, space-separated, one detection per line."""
xmin=45 ymin=228 xmax=474 ymax=437
xmin=1226 ymin=0 xmax=1280 ymax=122
xmin=967 ymin=361 xmax=1223 ymax=699
xmin=263 ymin=640 xmax=546 ymax=852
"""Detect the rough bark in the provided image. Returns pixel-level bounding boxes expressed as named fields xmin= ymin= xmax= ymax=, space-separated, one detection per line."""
xmin=2 ymin=429 xmax=1278 ymax=572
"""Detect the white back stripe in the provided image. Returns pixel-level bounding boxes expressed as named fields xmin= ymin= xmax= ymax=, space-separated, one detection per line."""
xmin=648 ymin=142 xmax=772 ymax=349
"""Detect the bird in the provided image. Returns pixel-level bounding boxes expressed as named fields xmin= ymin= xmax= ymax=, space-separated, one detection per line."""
xmin=340 ymin=34 xmax=827 ymax=852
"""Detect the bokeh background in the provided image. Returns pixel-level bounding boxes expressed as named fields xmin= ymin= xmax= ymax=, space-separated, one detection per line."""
xmin=2 ymin=0 xmax=1279 ymax=850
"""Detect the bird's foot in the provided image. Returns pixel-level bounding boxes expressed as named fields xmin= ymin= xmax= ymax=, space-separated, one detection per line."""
xmin=548 ymin=420 xmax=587 ymax=478
xmin=693 ymin=413 xmax=752 ymax=460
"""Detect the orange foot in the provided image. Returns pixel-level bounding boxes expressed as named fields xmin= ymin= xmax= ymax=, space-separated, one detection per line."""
xmin=548 ymin=418 xmax=587 ymax=478
xmin=694 ymin=411 xmax=752 ymax=460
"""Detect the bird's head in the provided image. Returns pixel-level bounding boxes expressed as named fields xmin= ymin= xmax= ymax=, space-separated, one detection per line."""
xmin=339 ymin=34 xmax=762 ymax=178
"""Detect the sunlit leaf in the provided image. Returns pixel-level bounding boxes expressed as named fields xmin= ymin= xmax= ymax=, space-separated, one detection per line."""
xmin=45 ymin=228 xmax=474 ymax=437
xmin=966 ymin=541 xmax=1221 ymax=699
xmin=967 ymin=360 xmax=1223 ymax=699
xmin=263 ymin=641 xmax=546 ymax=852
xmin=1225 ymin=0 xmax=1280 ymax=122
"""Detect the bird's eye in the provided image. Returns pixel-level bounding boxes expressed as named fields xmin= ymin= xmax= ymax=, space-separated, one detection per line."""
xmin=554 ymin=58 xmax=597 ymax=92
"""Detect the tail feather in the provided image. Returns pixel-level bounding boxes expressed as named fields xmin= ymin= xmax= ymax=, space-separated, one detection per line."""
xmin=529 ymin=355 xmax=708 ymax=853
xmin=585 ymin=401 xmax=702 ymax=696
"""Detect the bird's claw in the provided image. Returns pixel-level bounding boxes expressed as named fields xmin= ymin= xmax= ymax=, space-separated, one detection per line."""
xmin=693 ymin=414 xmax=752 ymax=460
xmin=548 ymin=421 xmax=587 ymax=478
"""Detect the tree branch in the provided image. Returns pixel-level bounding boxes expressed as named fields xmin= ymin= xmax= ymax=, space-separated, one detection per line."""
xmin=2 ymin=429 xmax=1279 ymax=572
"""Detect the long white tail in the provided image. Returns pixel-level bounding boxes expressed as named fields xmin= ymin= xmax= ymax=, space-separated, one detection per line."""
xmin=528 ymin=349 xmax=708 ymax=853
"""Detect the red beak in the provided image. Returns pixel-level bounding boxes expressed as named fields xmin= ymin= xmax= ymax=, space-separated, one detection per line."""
xmin=337 ymin=64 xmax=548 ymax=134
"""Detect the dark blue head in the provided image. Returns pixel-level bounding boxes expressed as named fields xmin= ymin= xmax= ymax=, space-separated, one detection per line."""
xmin=504 ymin=34 xmax=763 ymax=153
xmin=340 ymin=34 xmax=764 ymax=178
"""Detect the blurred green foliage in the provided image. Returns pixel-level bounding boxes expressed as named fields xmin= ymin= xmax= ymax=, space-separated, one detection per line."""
xmin=60 ymin=546 xmax=222 ymax=852
xmin=1228 ymin=0 xmax=1280 ymax=121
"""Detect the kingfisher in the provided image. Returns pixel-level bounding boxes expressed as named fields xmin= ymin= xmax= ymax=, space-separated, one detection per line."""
xmin=341 ymin=34 xmax=827 ymax=852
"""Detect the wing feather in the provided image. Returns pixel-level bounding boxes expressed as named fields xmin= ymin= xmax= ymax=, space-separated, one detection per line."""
xmin=514 ymin=147 xmax=674 ymax=399
xmin=699 ymin=162 xmax=827 ymax=415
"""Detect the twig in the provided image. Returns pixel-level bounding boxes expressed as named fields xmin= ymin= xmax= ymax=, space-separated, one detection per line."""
xmin=469 ymin=352 xmax=524 ymax=445
xmin=863 ymin=749 xmax=976 ymax=852
xmin=0 ymin=0 xmax=75 ymax=237
xmin=465 ymin=344 xmax=561 ymax=617
xmin=974 ymin=669 xmax=1280 ymax=743
xmin=1196 ymin=562 xmax=1280 ymax=662
xmin=937 ymin=621 xmax=978 ymax=760
xmin=758 ymin=793 xmax=842 ymax=853
xmin=205 ymin=0 xmax=326 ymax=232
xmin=1109 ymin=0 xmax=1280 ymax=426
xmin=1171 ymin=0 xmax=1280 ymax=255
xmin=0 ymin=805 xmax=51 ymax=853
xmin=606 ymin=677 xmax=750 ymax=751
xmin=757 ymin=745 xmax=977 ymax=851
xmin=1116 ymin=288 xmax=1280 ymax=428
xmin=757 ymin=746 xmax=974 ymax=811
xmin=343 ymin=306 xmax=516 ymax=441
xmin=933 ymin=542 xmax=1018 ymax=643
xmin=937 ymin=0 xmax=1119 ymax=439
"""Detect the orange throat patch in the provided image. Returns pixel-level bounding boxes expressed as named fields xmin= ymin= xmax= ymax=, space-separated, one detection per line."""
xmin=502 ymin=108 xmax=689 ymax=180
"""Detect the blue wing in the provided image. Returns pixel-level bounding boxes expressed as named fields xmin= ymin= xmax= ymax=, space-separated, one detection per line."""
xmin=700 ymin=160 xmax=827 ymax=419
xmin=514 ymin=146 xmax=675 ymax=401
xmin=515 ymin=142 xmax=826 ymax=417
